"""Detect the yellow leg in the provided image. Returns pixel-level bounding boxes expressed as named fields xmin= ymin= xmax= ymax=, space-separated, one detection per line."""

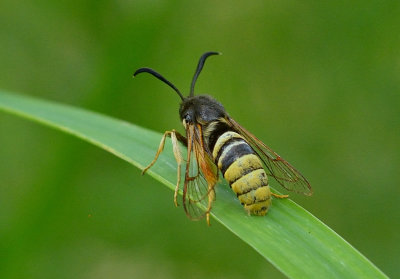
xmin=170 ymin=132 xmax=183 ymax=207
xmin=271 ymin=193 xmax=289 ymax=199
xmin=142 ymin=130 xmax=185 ymax=207
xmin=205 ymin=189 xmax=215 ymax=226
xmin=141 ymin=131 xmax=171 ymax=175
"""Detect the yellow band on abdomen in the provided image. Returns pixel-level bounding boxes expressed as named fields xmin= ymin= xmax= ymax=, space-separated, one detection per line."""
xmin=223 ymin=154 xmax=263 ymax=183
xmin=212 ymin=131 xmax=244 ymax=160
xmin=231 ymin=168 xmax=268 ymax=195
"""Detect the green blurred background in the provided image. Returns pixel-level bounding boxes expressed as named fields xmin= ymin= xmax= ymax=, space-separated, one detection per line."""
xmin=1 ymin=1 xmax=399 ymax=278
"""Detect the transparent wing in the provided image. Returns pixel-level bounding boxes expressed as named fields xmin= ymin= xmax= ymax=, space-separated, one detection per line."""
xmin=182 ymin=124 xmax=218 ymax=220
xmin=227 ymin=117 xmax=312 ymax=196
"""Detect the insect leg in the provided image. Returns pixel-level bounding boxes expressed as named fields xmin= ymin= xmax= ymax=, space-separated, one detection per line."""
xmin=271 ymin=193 xmax=289 ymax=199
xmin=206 ymin=189 xmax=215 ymax=226
xmin=141 ymin=131 xmax=170 ymax=175
xmin=170 ymin=131 xmax=184 ymax=207
xmin=142 ymin=130 xmax=185 ymax=174
xmin=141 ymin=130 xmax=186 ymax=206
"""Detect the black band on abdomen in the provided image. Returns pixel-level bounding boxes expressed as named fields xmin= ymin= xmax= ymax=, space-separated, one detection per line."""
xmin=220 ymin=143 xmax=255 ymax=175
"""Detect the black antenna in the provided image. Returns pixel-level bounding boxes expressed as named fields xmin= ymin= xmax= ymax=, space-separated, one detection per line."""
xmin=133 ymin=67 xmax=185 ymax=101
xmin=190 ymin=51 xmax=221 ymax=97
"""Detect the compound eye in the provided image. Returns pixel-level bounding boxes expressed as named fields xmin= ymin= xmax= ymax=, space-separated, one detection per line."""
xmin=184 ymin=114 xmax=192 ymax=124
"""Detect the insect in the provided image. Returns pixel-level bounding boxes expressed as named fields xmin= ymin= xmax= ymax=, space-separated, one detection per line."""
xmin=134 ymin=52 xmax=312 ymax=224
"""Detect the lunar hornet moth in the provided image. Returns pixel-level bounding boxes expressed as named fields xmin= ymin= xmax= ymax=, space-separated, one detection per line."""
xmin=134 ymin=52 xmax=312 ymax=224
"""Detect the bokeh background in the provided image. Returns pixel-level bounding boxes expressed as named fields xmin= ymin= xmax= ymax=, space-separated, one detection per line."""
xmin=1 ymin=1 xmax=399 ymax=278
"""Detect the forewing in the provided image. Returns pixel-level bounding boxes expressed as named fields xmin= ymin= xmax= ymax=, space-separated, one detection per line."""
xmin=228 ymin=117 xmax=312 ymax=195
xmin=182 ymin=124 xmax=218 ymax=220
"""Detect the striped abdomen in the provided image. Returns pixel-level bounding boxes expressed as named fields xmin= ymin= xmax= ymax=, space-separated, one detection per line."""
xmin=212 ymin=131 xmax=272 ymax=215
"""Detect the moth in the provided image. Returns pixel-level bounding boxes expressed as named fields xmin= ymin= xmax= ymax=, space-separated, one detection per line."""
xmin=134 ymin=52 xmax=312 ymax=224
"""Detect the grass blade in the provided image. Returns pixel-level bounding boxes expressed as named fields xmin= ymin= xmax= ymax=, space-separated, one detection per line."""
xmin=0 ymin=91 xmax=387 ymax=279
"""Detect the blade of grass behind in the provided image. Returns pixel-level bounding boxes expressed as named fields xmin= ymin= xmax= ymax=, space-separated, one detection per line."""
xmin=0 ymin=91 xmax=388 ymax=279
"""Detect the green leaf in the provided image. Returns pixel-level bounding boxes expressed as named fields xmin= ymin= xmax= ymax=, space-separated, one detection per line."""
xmin=0 ymin=91 xmax=387 ymax=279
